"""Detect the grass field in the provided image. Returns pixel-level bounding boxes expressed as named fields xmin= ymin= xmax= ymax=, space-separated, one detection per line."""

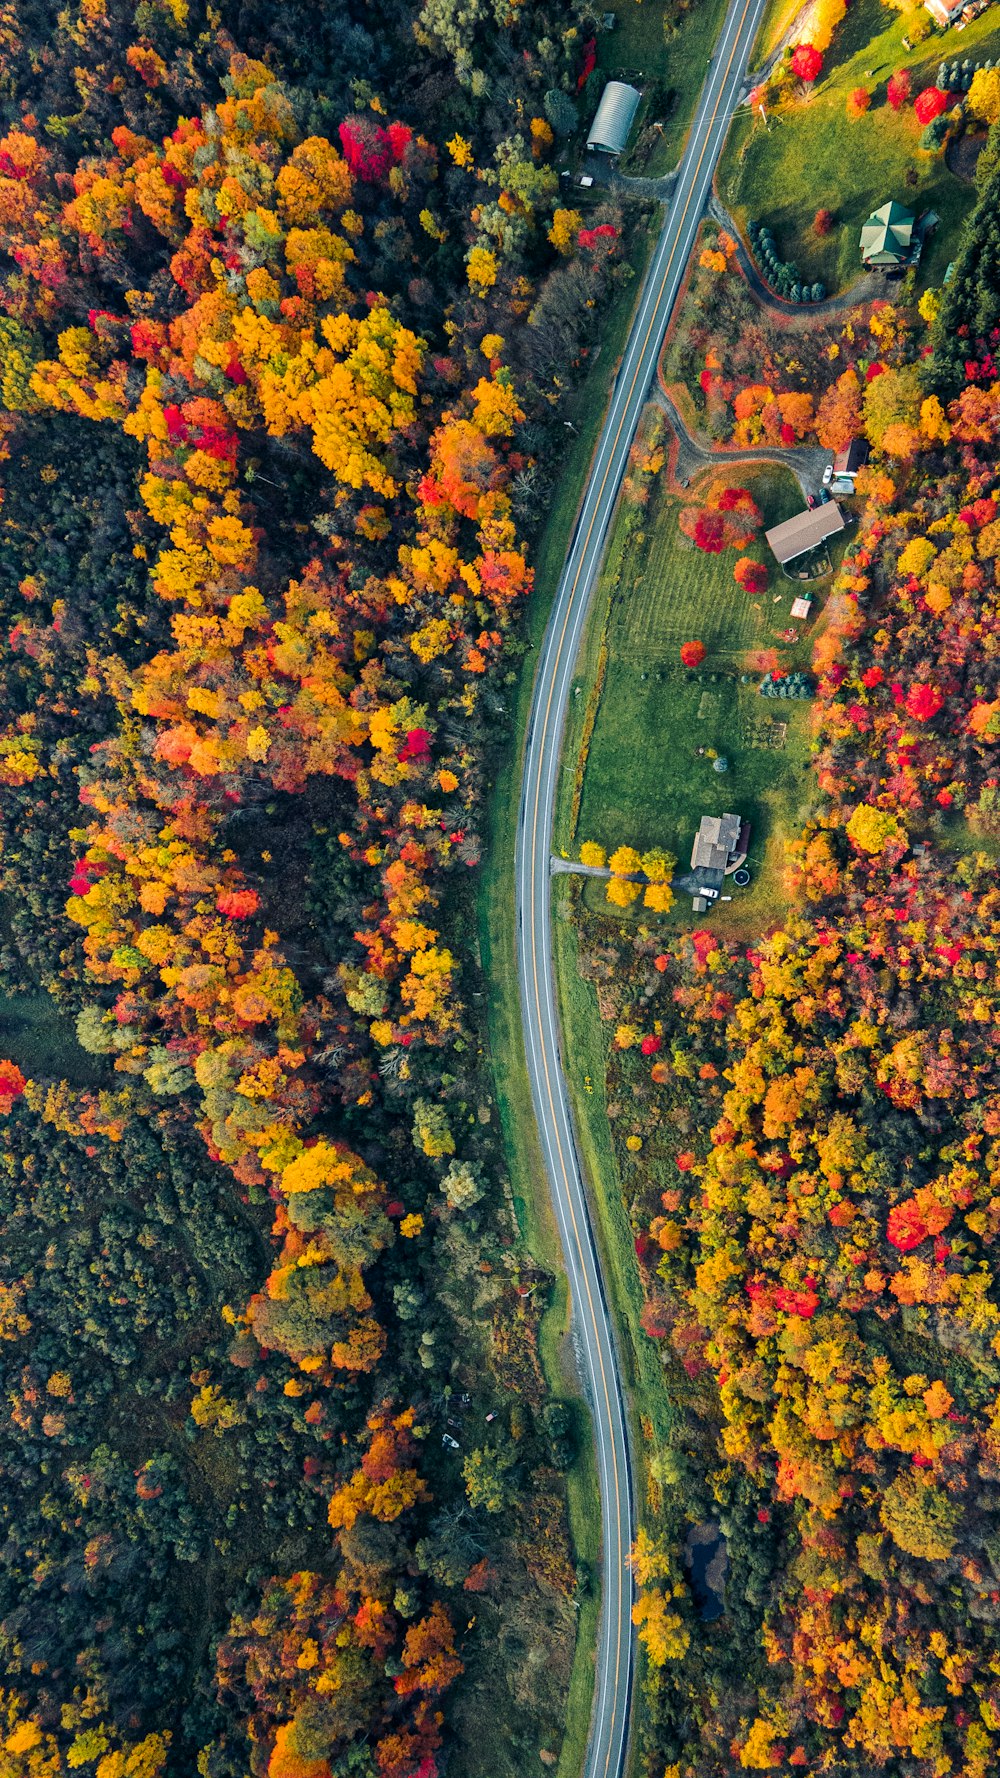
xmin=559 ymin=455 xmax=823 ymax=939
xmin=719 ymin=0 xmax=1000 ymax=292
xmin=597 ymin=0 xmax=731 ymax=174
xmin=0 ymin=988 xmax=108 ymax=1086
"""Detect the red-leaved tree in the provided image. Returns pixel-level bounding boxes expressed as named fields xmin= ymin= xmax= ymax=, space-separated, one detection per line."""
xmin=914 ymin=86 xmax=950 ymax=125
xmin=680 ymin=482 xmax=763 ymax=555
xmin=680 ymin=639 xmax=707 ymax=667
xmin=734 ymin=557 xmax=768 ymax=595
xmin=791 ymin=44 xmax=824 ymax=83
xmin=886 ymin=69 xmax=911 ymax=111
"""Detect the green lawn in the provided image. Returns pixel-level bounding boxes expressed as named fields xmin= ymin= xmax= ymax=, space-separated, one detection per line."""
xmin=560 ymin=457 xmax=820 ymax=937
xmin=719 ymin=0 xmax=1000 ymax=292
xmin=596 ymin=0 xmax=732 ymax=173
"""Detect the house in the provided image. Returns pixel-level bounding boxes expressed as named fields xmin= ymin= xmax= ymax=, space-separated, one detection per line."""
xmin=586 ymin=80 xmax=641 ymax=156
xmin=860 ymin=200 xmax=915 ymax=268
xmin=823 ymin=438 xmax=869 ymax=490
xmin=765 ymin=502 xmax=845 ymax=568
xmin=677 ymin=812 xmax=752 ymax=911
xmin=924 ymin=0 xmax=963 ymax=25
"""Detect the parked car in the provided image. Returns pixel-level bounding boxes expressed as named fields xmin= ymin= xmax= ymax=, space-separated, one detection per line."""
xmin=822 ymin=463 xmax=834 ymax=486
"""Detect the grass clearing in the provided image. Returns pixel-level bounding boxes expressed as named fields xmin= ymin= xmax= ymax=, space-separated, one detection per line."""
xmin=552 ymin=889 xmax=676 ymax=1444
xmin=718 ymin=0 xmax=1000 ymax=291
xmin=558 ymin=455 xmax=820 ymax=940
xmin=0 ymin=987 xmax=108 ymax=1086
xmin=755 ymin=0 xmax=811 ymax=61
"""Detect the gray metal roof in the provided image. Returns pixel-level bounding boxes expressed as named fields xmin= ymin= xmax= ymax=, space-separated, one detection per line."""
xmin=690 ymin=813 xmax=743 ymax=872
xmin=765 ymin=501 xmax=845 ymax=565
xmin=587 ymin=80 xmax=641 ymax=155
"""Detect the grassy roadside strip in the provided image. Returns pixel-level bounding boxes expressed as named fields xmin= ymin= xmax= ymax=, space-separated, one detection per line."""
xmin=551 ymin=888 xmax=675 ymax=1778
xmin=477 ymin=216 xmax=657 ymax=1778
xmin=551 ymin=886 xmax=676 ymax=1456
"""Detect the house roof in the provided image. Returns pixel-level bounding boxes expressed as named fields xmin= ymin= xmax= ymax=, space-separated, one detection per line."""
xmin=691 ymin=813 xmax=743 ymax=872
xmin=924 ymin=0 xmax=961 ymax=24
xmin=860 ymin=200 xmax=914 ymax=265
xmin=765 ymin=502 xmax=845 ymax=566
xmin=586 ymin=80 xmax=641 ymax=155
xmin=833 ymin=438 xmax=869 ymax=475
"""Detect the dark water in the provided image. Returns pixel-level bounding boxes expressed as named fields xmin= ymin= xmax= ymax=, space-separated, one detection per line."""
xmin=685 ymin=1522 xmax=728 ymax=1622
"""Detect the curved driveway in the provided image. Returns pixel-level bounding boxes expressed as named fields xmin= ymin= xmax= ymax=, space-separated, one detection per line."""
xmin=514 ymin=7 xmax=768 ymax=1777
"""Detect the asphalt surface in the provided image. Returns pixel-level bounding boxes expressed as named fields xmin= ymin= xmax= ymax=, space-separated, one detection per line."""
xmin=513 ymin=5 xmax=769 ymax=1776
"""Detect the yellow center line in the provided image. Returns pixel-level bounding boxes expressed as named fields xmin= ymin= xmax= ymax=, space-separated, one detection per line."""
xmin=519 ymin=3 xmax=758 ymax=1770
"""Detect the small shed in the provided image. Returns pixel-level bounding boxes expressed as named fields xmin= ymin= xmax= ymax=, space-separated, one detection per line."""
xmin=587 ymin=80 xmax=641 ymax=155
xmin=860 ymin=200 xmax=915 ymax=268
xmin=765 ymin=502 xmax=845 ymax=567
xmin=833 ymin=438 xmax=869 ymax=481
xmin=790 ymin=594 xmax=813 ymax=620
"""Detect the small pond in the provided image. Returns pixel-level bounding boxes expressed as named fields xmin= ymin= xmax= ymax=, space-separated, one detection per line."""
xmin=684 ymin=1521 xmax=728 ymax=1622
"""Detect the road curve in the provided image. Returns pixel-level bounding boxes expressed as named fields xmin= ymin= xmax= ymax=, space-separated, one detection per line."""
xmin=513 ymin=7 xmax=768 ymax=1778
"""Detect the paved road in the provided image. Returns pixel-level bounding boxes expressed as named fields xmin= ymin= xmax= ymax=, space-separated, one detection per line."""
xmin=513 ymin=4 xmax=769 ymax=1777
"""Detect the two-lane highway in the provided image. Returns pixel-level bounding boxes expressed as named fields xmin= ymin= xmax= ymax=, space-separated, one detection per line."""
xmin=514 ymin=5 xmax=769 ymax=1776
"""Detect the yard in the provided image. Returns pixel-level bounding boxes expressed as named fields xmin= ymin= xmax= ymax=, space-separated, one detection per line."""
xmin=594 ymin=0 xmax=731 ymax=173
xmin=558 ymin=455 xmax=825 ymax=937
xmin=719 ymin=0 xmax=1000 ymax=292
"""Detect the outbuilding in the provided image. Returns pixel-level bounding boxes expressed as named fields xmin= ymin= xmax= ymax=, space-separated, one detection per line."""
xmin=765 ymin=501 xmax=845 ymax=567
xmin=860 ymin=200 xmax=915 ymax=269
xmin=586 ymin=80 xmax=641 ymax=156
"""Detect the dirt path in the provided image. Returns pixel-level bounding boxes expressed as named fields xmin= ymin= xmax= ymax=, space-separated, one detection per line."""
xmin=652 ymin=384 xmax=830 ymax=496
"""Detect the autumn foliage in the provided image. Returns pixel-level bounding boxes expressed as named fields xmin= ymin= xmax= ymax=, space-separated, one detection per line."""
xmin=679 ymin=481 xmax=762 ymax=555
xmin=791 ymin=44 xmax=824 ymax=83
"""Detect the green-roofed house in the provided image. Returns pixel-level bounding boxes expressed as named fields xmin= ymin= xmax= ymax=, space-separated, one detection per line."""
xmin=860 ymin=200 xmax=915 ymax=269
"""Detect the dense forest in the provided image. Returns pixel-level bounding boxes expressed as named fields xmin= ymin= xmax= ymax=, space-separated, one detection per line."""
xmin=0 ymin=1 xmax=631 ymax=1773
xmin=581 ymin=117 xmax=1000 ymax=1778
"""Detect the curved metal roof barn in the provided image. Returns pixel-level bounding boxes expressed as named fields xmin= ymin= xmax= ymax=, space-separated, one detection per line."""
xmin=586 ymin=80 xmax=641 ymax=155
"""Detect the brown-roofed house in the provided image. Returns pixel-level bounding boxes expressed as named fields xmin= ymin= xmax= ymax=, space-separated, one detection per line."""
xmin=765 ymin=501 xmax=845 ymax=568
xmin=833 ymin=439 xmax=869 ymax=481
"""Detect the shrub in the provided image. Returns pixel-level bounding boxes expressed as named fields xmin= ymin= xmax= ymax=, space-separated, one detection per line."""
xmin=914 ymin=85 xmax=950 ymax=125
xmin=791 ymin=44 xmax=823 ymax=83
xmin=886 ymin=69 xmax=911 ymax=111
xmin=812 ymin=207 xmax=834 ymax=237
xmin=680 ymin=639 xmax=706 ymax=667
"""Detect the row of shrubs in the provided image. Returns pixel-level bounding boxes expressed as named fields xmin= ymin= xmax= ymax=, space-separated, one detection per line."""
xmin=936 ymin=55 xmax=995 ymax=91
xmin=759 ymin=670 xmax=814 ymax=699
xmin=746 ymin=220 xmax=828 ymax=304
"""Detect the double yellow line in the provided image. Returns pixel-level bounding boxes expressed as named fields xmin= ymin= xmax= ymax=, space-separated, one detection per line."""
xmin=519 ymin=2 xmax=759 ymax=1772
